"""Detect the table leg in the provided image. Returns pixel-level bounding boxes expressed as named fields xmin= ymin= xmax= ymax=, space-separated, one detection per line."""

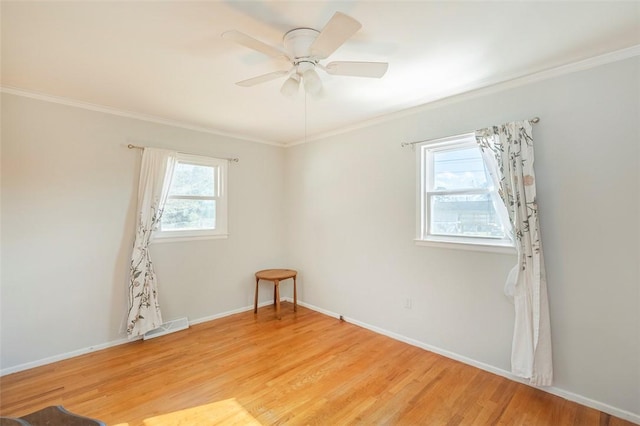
xmin=275 ymin=280 xmax=281 ymax=320
xmin=293 ymin=275 xmax=297 ymax=312
xmin=254 ymin=277 xmax=259 ymax=314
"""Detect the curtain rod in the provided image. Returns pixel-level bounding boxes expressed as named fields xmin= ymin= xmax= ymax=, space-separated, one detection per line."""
xmin=401 ymin=116 xmax=540 ymax=148
xmin=127 ymin=144 xmax=239 ymax=163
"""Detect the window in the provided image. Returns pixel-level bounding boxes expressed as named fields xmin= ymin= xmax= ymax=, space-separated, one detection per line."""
xmin=155 ymin=153 xmax=228 ymax=241
xmin=416 ymin=133 xmax=513 ymax=252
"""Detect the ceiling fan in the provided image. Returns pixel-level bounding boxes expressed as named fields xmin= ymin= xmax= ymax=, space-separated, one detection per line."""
xmin=222 ymin=12 xmax=389 ymax=96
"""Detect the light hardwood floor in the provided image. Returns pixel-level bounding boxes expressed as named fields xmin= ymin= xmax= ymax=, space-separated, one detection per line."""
xmin=0 ymin=304 xmax=635 ymax=425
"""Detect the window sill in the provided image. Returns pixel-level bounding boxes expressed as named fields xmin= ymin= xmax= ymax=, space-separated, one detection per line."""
xmin=414 ymin=238 xmax=516 ymax=255
xmin=152 ymin=233 xmax=229 ymax=244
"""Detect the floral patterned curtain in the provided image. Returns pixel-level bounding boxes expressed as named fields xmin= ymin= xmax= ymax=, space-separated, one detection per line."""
xmin=127 ymin=148 xmax=177 ymax=338
xmin=475 ymin=121 xmax=553 ymax=386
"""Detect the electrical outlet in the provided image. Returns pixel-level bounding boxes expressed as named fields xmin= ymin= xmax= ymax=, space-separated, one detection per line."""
xmin=404 ymin=298 xmax=412 ymax=309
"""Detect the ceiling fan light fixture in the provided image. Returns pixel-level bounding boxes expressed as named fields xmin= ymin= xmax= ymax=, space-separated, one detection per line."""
xmin=302 ymin=68 xmax=322 ymax=95
xmin=280 ymin=74 xmax=300 ymax=97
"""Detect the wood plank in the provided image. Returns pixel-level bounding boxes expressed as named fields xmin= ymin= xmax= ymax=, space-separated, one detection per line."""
xmin=0 ymin=304 xmax=635 ymax=425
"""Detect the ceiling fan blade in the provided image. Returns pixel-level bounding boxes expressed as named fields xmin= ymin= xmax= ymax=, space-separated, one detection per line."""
xmin=310 ymin=12 xmax=362 ymax=59
xmin=222 ymin=30 xmax=287 ymax=59
xmin=324 ymin=61 xmax=389 ymax=78
xmin=236 ymin=70 xmax=290 ymax=87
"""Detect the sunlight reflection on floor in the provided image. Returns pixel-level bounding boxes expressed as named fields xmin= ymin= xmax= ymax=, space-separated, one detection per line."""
xmin=112 ymin=398 xmax=262 ymax=426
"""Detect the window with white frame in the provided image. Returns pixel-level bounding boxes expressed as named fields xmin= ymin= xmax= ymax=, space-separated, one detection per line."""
xmin=417 ymin=133 xmax=513 ymax=251
xmin=155 ymin=153 xmax=228 ymax=241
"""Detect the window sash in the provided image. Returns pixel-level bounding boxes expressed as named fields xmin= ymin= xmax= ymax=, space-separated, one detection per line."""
xmin=155 ymin=153 xmax=228 ymax=241
xmin=418 ymin=134 xmax=512 ymax=249
xmin=166 ymin=195 xmax=218 ymax=201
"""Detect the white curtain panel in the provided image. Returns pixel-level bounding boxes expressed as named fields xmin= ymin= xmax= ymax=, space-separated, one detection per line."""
xmin=127 ymin=148 xmax=177 ymax=338
xmin=475 ymin=121 xmax=553 ymax=386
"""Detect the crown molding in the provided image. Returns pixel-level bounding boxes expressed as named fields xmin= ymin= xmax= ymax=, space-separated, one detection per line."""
xmin=3 ymin=45 xmax=638 ymax=149
xmin=284 ymin=44 xmax=640 ymax=147
xmin=0 ymin=86 xmax=285 ymax=147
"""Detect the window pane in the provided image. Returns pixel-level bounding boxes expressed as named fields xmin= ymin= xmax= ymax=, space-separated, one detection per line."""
xmin=433 ymin=147 xmax=489 ymax=190
xmin=430 ymin=193 xmax=505 ymax=238
xmin=169 ymin=163 xmax=216 ymax=196
xmin=162 ymin=199 xmax=216 ymax=230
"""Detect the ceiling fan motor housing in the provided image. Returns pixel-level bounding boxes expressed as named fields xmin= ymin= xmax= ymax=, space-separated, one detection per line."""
xmin=283 ymin=28 xmax=320 ymax=72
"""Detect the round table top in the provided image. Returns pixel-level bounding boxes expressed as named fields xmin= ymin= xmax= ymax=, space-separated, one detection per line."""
xmin=255 ymin=269 xmax=297 ymax=280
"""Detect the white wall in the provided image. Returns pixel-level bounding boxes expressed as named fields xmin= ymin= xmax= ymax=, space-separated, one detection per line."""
xmin=1 ymin=94 xmax=286 ymax=371
xmin=285 ymin=57 xmax=640 ymax=417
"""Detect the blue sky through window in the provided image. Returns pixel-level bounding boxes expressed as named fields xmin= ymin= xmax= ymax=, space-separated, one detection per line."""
xmin=433 ymin=147 xmax=489 ymax=190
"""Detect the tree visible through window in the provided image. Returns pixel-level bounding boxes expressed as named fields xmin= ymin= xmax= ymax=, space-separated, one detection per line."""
xmin=156 ymin=153 xmax=228 ymax=240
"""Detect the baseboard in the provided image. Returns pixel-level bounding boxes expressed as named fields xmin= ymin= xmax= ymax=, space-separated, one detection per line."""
xmin=0 ymin=335 xmax=142 ymax=376
xmin=294 ymin=299 xmax=640 ymax=425
xmin=1 ymin=301 xmax=284 ymax=376
xmin=189 ymin=303 xmax=262 ymax=325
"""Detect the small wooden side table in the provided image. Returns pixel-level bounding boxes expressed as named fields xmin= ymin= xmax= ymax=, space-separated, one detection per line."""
xmin=254 ymin=269 xmax=297 ymax=319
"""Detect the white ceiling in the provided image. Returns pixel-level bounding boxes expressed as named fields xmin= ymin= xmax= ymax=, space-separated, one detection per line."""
xmin=2 ymin=1 xmax=639 ymax=145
